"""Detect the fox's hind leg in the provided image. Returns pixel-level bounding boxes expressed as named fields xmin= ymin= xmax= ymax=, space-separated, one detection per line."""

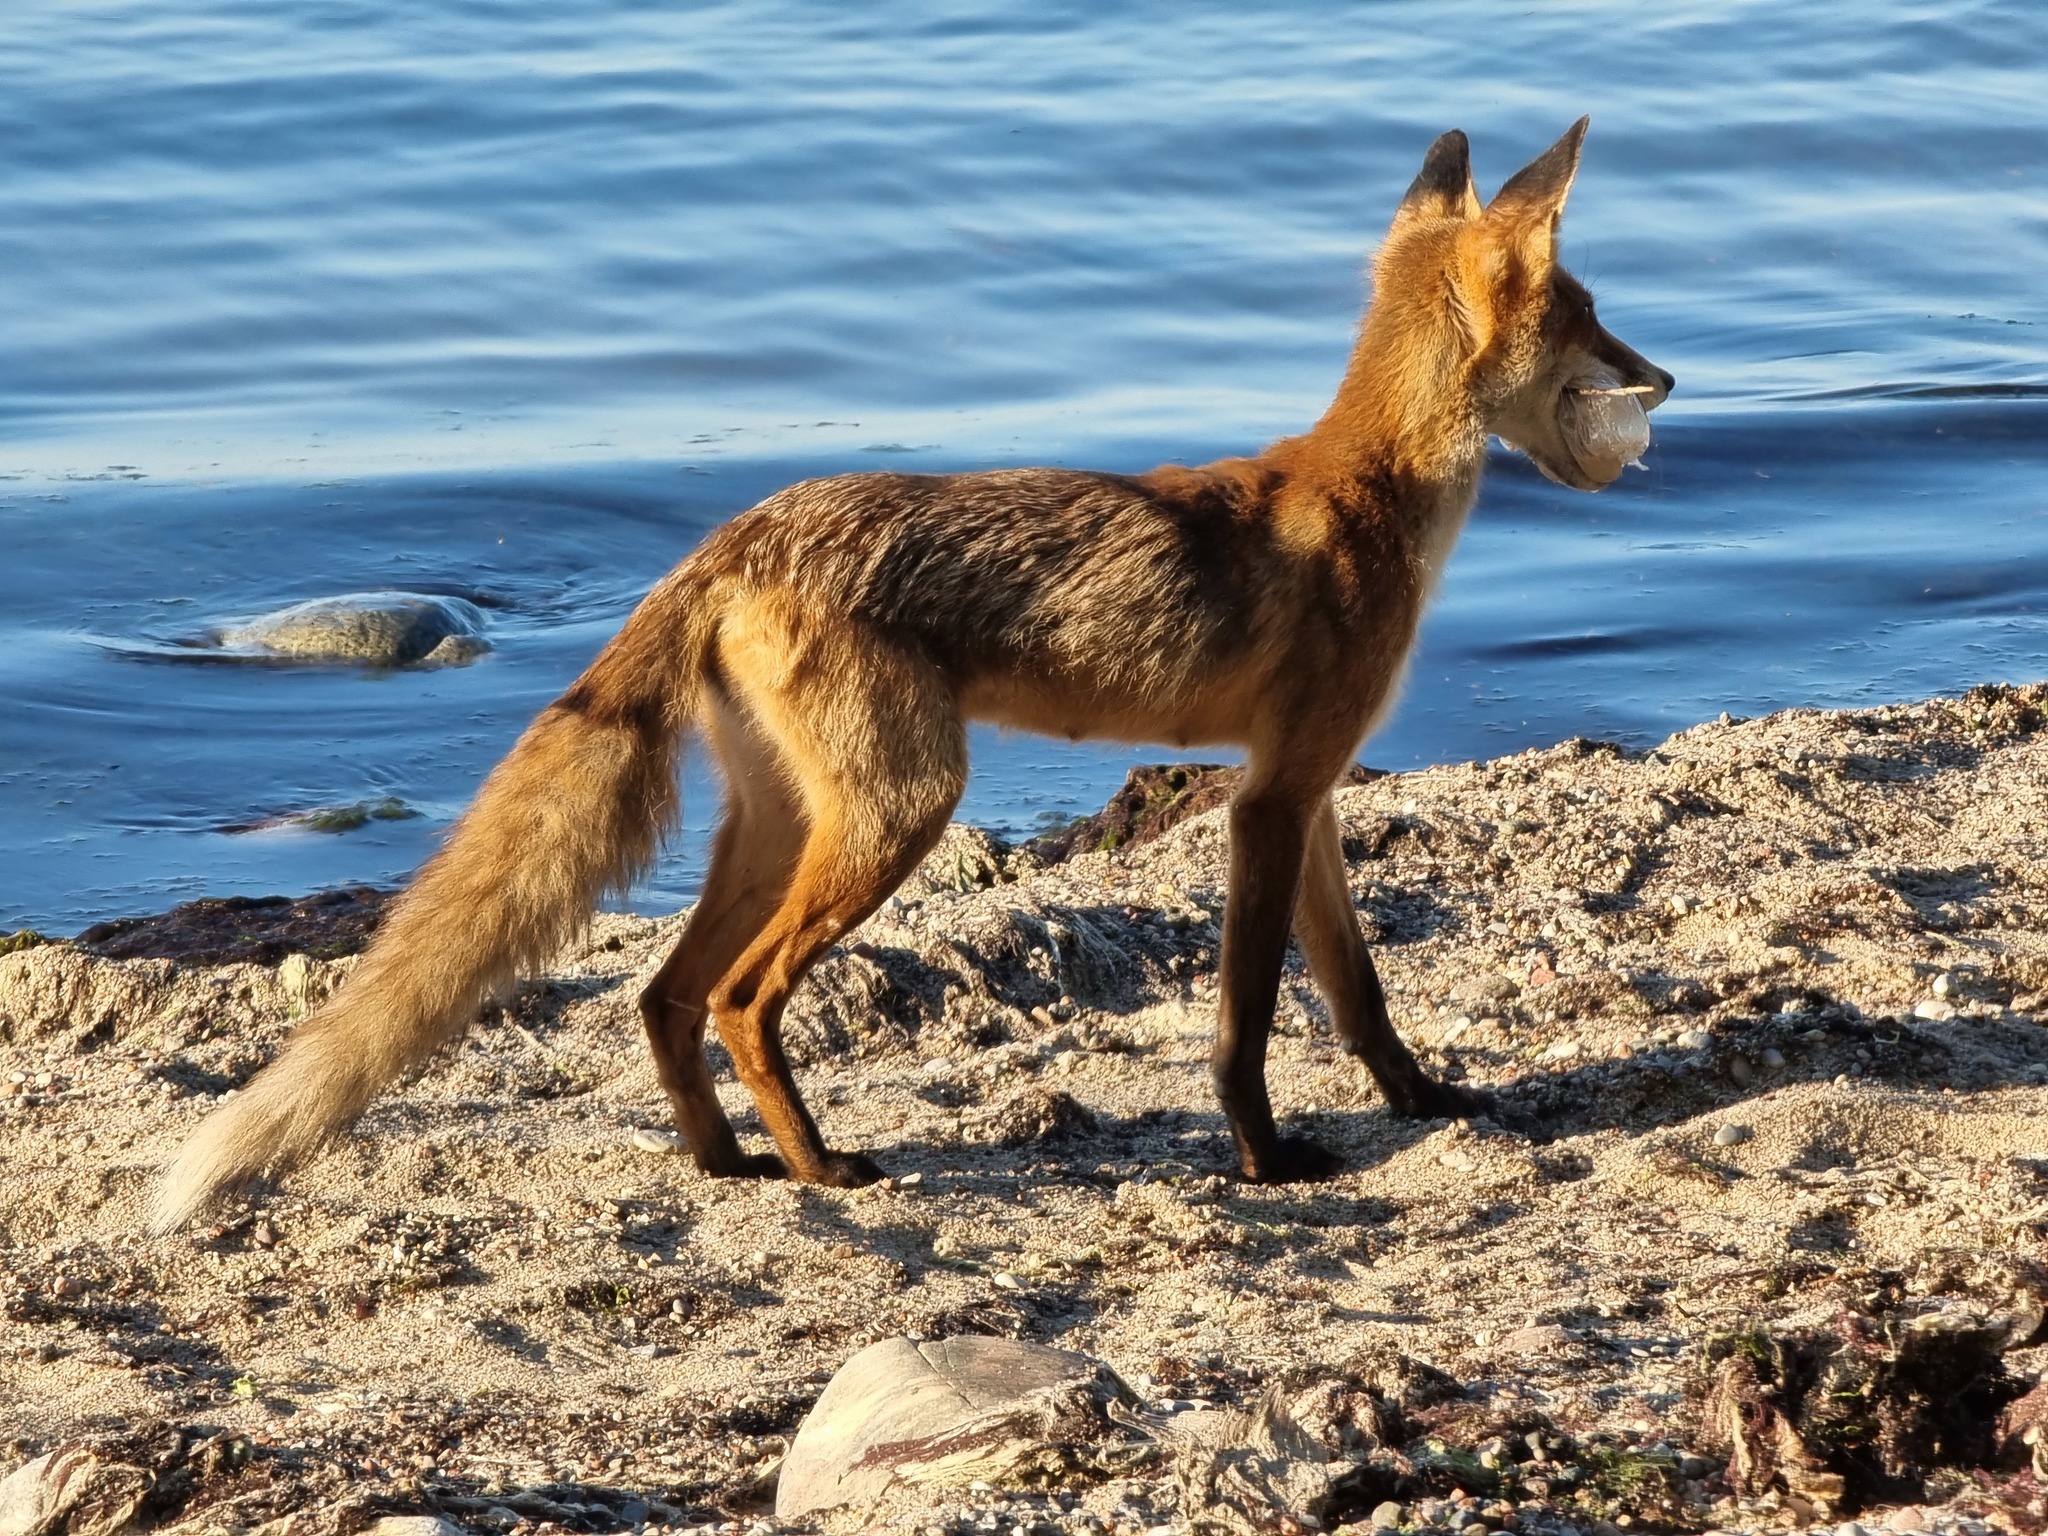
xmin=637 ymin=699 xmax=804 ymax=1177
xmin=705 ymin=613 xmax=968 ymax=1185
xmin=1293 ymin=796 xmax=1489 ymax=1121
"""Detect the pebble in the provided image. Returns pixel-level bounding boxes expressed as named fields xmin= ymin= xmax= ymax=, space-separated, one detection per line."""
xmin=1913 ymin=1000 xmax=1955 ymax=1021
xmin=1761 ymin=1047 xmax=1786 ymax=1068
xmin=631 ymin=1127 xmax=685 ymax=1155
xmin=1676 ymin=1028 xmax=1714 ymax=1050
xmin=1370 ymin=1502 xmax=1404 ymax=1529
xmin=1727 ymin=1055 xmax=1753 ymax=1087
xmin=1541 ymin=1039 xmax=1581 ymax=1061
xmin=991 ymin=1272 xmax=1024 ymax=1291
xmin=1886 ymin=1510 xmax=1927 ymax=1534
xmin=1713 ymin=1123 xmax=1752 ymax=1147
xmin=1497 ymin=1324 xmax=1570 ymax=1354
xmin=1931 ymin=973 xmax=1953 ymax=997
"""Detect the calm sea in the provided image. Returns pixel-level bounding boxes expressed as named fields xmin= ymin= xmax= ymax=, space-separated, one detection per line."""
xmin=3 ymin=1 xmax=2045 ymax=932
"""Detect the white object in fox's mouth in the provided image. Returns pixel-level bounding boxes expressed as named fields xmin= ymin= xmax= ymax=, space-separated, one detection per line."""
xmin=1559 ymin=376 xmax=1652 ymax=481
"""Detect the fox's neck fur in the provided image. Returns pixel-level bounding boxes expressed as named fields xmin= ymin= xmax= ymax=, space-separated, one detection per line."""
xmin=1257 ymin=274 xmax=1487 ymax=593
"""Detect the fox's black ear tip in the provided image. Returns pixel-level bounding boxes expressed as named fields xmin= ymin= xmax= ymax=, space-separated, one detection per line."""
xmin=1419 ymin=129 xmax=1470 ymax=167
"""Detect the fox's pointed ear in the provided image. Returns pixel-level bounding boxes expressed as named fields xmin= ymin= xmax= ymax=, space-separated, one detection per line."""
xmin=1392 ymin=129 xmax=1481 ymax=231
xmin=1477 ymin=117 xmax=1586 ymax=279
xmin=1485 ymin=116 xmax=1587 ymax=226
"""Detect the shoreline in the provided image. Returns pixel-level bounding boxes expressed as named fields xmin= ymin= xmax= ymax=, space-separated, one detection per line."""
xmin=1 ymin=684 xmax=2044 ymax=1536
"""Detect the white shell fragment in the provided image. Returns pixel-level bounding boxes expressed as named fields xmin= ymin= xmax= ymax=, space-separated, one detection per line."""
xmin=1560 ymin=377 xmax=1653 ymax=483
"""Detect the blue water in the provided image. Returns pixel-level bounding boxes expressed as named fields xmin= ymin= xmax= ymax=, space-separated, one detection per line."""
xmin=3 ymin=1 xmax=2046 ymax=932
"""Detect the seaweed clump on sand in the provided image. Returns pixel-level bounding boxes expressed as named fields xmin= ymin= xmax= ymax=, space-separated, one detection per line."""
xmin=1029 ymin=762 xmax=1383 ymax=862
xmin=1692 ymin=1263 xmax=2048 ymax=1515
xmin=71 ymin=886 xmax=393 ymax=966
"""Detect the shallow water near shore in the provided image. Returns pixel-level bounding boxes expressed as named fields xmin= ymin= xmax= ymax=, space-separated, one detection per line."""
xmin=3 ymin=0 xmax=2047 ymax=931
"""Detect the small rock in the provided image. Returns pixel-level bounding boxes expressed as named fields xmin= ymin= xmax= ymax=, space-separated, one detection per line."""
xmin=1836 ymin=1523 xmax=1871 ymax=1536
xmin=1669 ymin=895 xmax=1695 ymax=915
xmin=1761 ymin=1047 xmax=1786 ymax=1068
xmin=1885 ymin=1510 xmax=1926 ymax=1534
xmin=1541 ymin=1039 xmax=1581 ymax=1062
xmin=1931 ymin=973 xmax=1953 ymax=998
xmin=1913 ymin=1000 xmax=1955 ymax=1021
xmin=631 ymin=1126 xmax=685 ymax=1155
xmin=897 ymin=1171 xmax=924 ymax=1188
xmin=1713 ymin=1123 xmax=1753 ymax=1147
xmin=1371 ymin=1501 xmax=1404 ymax=1529
xmin=1676 ymin=1028 xmax=1714 ymax=1050
xmin=1497 ymin=1324 xmax=1571 ymax=1354
xmin=1728 ymin=1055 xmax=1753 ymax=1087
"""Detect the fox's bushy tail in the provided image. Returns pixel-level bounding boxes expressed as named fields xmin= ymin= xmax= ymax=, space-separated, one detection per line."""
xmin=151 ymin=580 xmax=706 ymax=1233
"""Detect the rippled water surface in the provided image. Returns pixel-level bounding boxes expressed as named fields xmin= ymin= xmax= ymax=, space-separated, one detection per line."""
xmin=4 ymin=1 xmax=2046 ymax=931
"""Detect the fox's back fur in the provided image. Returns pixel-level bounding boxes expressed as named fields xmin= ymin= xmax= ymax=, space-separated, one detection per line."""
xmin=154 ymin=121 xmax=1671 ymax=1228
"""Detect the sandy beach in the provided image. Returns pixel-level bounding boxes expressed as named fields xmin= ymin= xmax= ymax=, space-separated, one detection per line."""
xmin=2 ymin=685 xmax=2043 ymax=1536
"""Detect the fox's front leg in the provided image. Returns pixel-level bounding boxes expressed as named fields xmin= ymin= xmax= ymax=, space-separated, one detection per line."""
xmin=1212 ymin=782 xmax=1345 ymax=1182
xmin=1293 ymin=798 xmax=1489 ymax=1121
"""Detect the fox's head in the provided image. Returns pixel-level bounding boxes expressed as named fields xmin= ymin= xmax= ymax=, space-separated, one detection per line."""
xmin=1375 ymin=119 xmax=1673 ymax=491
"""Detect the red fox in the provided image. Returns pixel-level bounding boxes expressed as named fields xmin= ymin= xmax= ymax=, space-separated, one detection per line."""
xmin=153 ymin=120 xmax=1671 ymax=1230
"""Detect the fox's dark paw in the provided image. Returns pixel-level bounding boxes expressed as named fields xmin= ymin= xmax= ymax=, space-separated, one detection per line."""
xmin=814 ymin=1150 xmax=887 ymax=1188
xmin=703 ymin=1150 xmax=790 ymax=1179
xmin=1242 ymin=1133 xmax=1345 ymax=1184
xmin=1390 ymin=1076 xmax=1493 ymax=1123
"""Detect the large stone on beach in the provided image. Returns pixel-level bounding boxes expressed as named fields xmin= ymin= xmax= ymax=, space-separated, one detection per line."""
xmin=0 ymin=1445 xmax=151 ymax=1536
xmin=775 ymin=1336 xmax=1137 ymax=1517
xmin=218 ymin=592 xmax=489 ymax=666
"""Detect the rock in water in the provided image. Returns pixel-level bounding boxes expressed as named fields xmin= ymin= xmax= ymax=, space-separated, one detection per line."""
xmin=776 ymin=1336 xmax=1137 ymax=1517
xmin=218 ymin=592 xmax=489 ymax=666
